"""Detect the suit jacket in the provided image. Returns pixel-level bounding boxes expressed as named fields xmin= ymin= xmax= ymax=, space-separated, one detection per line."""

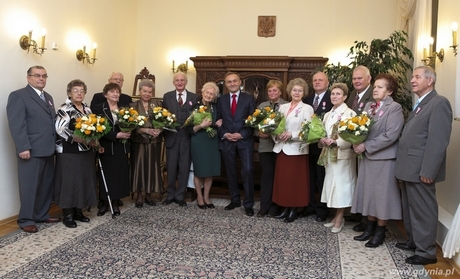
xmin=91 ymin=101 xmax=130 ymax=155
xmin=362 ymin=97 xmax=404 ymax=160
xmin=322 ymin=103 xmax=356 ymax=160
xmin=7 ymin=85 xmax=56 ymax=157
xmin=90 ymin=92 xmax=133 ymax=109
xmin=303 ymin=91 xmax=333 ymax=155
xmin=272 ymin=102 xmax=314 ymax=155
xmin=216 ymin=91 xmax=255 ymax=151
xmin=162 ymin=90 xmax=197 ymax=148
xmin=346 ymin=85 xmax=374 ymax=114
xmin=395 ymin=90 xmax=452 ymax=182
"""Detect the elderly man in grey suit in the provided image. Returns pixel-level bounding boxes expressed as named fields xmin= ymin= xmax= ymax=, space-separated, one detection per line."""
xmin=395 ymin=66 xmax=452 ymax=265
xmin=162 ymin=72 xmax=197 ymax=206
xmin=6 ymin=66 xmax=61 ymax=233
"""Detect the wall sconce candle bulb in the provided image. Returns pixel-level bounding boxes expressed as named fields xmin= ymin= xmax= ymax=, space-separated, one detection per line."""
xmin=19 ymin=29 xmax=46 ymax=55
xmin=172 ymin=60 xmax=189 ymax=74
xmin=451 ymin=22 xmax=458 ymax=56
xmin=76 ymin=43 xmax=97 ymax=65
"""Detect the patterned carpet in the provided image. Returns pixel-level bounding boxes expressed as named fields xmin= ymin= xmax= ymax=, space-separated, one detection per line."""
xmin=0 ymin=199 xmax=419 ymax=278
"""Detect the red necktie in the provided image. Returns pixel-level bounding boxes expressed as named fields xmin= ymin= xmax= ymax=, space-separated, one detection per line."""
xmin=352 ymin=94 xmax=359 ymax=109
xmin=178 ymin=93 xmax=183 ymax=106
xmin=231 ymin=94 xmax=237 ymax=116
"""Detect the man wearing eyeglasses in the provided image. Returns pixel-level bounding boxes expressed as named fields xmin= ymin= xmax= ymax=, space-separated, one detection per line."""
xmin=6 ymin=65 xmax=61 ymax=233
xmin=90 ymin=72 xmax=132 ymax=108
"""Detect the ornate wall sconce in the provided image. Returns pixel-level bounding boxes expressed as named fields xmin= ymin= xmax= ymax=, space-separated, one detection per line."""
xmin=172 ymin=60 xmax=188 ymax=74
xmin=76 ymin=43 xmax=97 ymax=65
xmin=19 ymin=29 xmax=46 ymax=55
xmin=421 ymin=37 xmax=444 ymax=67
xmin=451 ymin=22 xmax=458 ymax=56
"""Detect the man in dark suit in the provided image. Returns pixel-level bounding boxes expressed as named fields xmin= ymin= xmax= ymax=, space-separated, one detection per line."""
xmin=6 ymin=66 xmax=61 ymax=233
xmin=217 ymin=72 xmax=256 ymax=216
xmin=300 ymin=71 xmax=333 ymax=221
xmin=90 ymin=72 xmax=133 ymax=107
xmin=395 ymin=66 xmax=452 ymax=265
xmin=162 ymin=72 xmax=197 ymax=206
xmin=346 ymin=65 xmax=374 ymax=114
xmin=344 ymin=65 xmax=374 ymax=231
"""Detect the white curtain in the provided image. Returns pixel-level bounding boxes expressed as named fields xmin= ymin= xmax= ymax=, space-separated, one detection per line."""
xmin=443 ymin=204 xmax=460 ymax=258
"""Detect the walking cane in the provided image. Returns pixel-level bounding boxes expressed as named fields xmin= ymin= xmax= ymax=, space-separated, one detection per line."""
xmin=97 ymin=155 xmax=116 ymax=219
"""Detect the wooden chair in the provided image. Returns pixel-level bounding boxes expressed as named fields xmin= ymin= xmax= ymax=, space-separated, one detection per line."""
xmin=132 ymin=67 xmax=156 ymax=98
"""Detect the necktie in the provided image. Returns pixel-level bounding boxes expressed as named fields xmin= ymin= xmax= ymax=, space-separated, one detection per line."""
xmin=352 ymin=94 xmax=359 ymax=109
xmin=231 ymin=94 xmax=237 ymax=116
xmin=313 ymin=95 xmax=319 ymax=111
xmin=178 ymin=93 xmax=183 ymax=106
xmin=413 ymin=99 xmax=420 ymax=111
xmin=40 ymin=92 xmax=46 ymax=102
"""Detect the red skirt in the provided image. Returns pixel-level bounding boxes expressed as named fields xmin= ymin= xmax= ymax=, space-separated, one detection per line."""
xmin=272 ymin=151 xmax=309 ymax=207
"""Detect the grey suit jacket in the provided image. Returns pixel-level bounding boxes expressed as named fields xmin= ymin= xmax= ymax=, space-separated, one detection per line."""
xmin=162 ymin=90 xmax=197 ymax=148
xmin=7 ymin=85 xmax=56 ymax=157
xmin=395 ymin=90 xmax=452 ymax=182
xmin=346 ymin=85 xmax=374 ymax=114
xmin=362 ymin=97 xmax=404 ymax=160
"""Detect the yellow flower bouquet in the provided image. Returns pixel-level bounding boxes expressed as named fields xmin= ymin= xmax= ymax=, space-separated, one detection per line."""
xmin=113 ymin=107 xmax=146 ymax=142
xmin=338 ymin=111 xmax=374 ymax=158
xmin=151 ymin=106 xmax=180 ymax=132
xmin=257 ymin=111 xmax=286 ymax=135
xmin=245 ymin=106 xmax=273 ymax=128
xmin=183 ymin=104 xmax=216 ymax=137
xmin=73 ymin=114 xmax=112 ymax=143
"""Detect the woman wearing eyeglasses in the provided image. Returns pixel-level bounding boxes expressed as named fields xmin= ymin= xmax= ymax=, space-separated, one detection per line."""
xmin=54 ymin=79 xmax=98 ymax=228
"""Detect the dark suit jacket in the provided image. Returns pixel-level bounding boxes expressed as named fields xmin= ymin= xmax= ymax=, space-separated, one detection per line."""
xmin=216 ymin=92 xmax=255 ymax=151
xmin=162 ymin=90 xmax=197 ymax=148
xmin=303 ymin=91 xmax=333 ymax=155
xmin=7 ymin=85 xmax=56 ymax=157
xmin=91 ymin=101 xmax=130 ymax=155
xmin=90 ymin=92 xmax=133 ymax=109
xmin=346 ymin=85 xmax=374 ymax=114
xmin=395 ymin=90 xmax=452 ymax=182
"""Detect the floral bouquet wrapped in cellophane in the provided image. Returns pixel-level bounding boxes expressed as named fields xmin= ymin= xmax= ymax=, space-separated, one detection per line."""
xmin=338 ymin=111 xmax=374 ymax=158
xmin=306 ymin=114 xmax=326 ymax=144
xmin=73 ymin=113 xmax=112 ymax=146
xmin=257 ymin=111 xmax=286 ymax=135
xmin=182 ymin=105 xmax=216 ymax=137
xmin=113 ymin=107 xmax=146 ymax=142
xmin=245 ymin=106 xmax=273 ymax=128
xmin=151 ymin=106 xmax=180 ymax=132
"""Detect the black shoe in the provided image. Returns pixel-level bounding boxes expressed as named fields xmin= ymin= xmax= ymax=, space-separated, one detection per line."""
xmin=257 ymin=209 xmax=268 ymax=218
xmin=97 ymin=203 xmax=108 ymax=216
xmin=405 ymin=255 xmax=437 ymax=265
xmin=245 ymin=208 xmax=254 ymax=216
xmin=135 ymin=201 xmax=144 ymax=208
xmin=197 ymin=203 xmax=207 ymax=209
xmin=224 ymin=202 xmax=241 ymax=210
xmin=112 ymin=202 xmax=120 ymax=216
xmin=274 ymin=207 xmax=289 ymax=219
xmin=344 ymin=213 xmax=362 ymax=222
xmin=205 ymin=203 xmax=215 ymax=209
xmin=353 ymin=222 xmax=367 ymax=232
xmin=396 ymin=242 xmax=416 ymax=252
xmin=316 ymin=216 xmax=327 ymax=222
xmin=74 ymin=209 xmax=90 ymax=222
xmin=176 ymin=200 xmax=187 ymax=206
xmin=145 ymin=195 xmax=156 ymax=206
xmin=298 ymin=208 xmax=314 ymax=218
xmin=284 ymin=208 xmax=298 ymax=223
xmin=63 ymin=214 xmax=77 ymax=228
xmin=354 ymin=221 xmax=376 ymax=241
xmin=162 ymin=199 xmax=175 ymax=205
xmin=365 ymin=225 xmax=386 ymax=248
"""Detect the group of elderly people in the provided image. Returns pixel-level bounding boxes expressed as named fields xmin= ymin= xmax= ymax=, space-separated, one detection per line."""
xmin=53 ymin=68 xmax=405 ymax=251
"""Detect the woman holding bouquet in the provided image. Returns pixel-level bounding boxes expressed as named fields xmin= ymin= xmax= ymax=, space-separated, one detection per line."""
xmin=351 ymin=74 xmax=404 ymax=247
xmin=272 ymin=78 xmax=314 ymax=223
xmin=256 ymin=80 xmax=287 ymax=217
xmin=187 ymin=82 xmax=221 ymax=209
xmin=91 ymin=83 xmax=131 ymax=216
xmin=130 ymin=80 xmax=163 ymax=208
xmin=319 ymin=83 xmax=357 ymax=233
xmin=54 ymin=79 xmax=98 ymax=228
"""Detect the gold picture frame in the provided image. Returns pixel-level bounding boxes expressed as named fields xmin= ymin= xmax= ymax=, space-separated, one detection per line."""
xmin=258 ymin=16 xmax=276 ymax=37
